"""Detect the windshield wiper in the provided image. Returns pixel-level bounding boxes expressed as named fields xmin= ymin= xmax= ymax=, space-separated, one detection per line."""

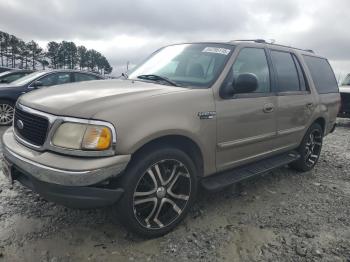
xmin=137 ymin=74 xmax=180 ymax=86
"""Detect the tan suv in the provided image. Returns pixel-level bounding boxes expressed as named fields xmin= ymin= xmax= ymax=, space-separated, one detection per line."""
xmin=1 ymin=40 xmax=340 ymax=237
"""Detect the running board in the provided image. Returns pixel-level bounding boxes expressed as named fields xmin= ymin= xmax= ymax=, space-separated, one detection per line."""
xmin=201 ymin=151 xmax=300 ymax=191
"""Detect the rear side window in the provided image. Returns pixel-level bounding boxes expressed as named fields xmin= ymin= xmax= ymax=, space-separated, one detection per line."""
xmin=302 ymin=55 xmax=338 ymax=94
xmin=271 ymin=51 xmax=300 ymax=92
xmin=292 ymin=55 xmax=308 ymax=91
xmin=342 ymin=74 xmax=350 ymax=86
xmin=75 ymin=73 xmax=99 ymax=82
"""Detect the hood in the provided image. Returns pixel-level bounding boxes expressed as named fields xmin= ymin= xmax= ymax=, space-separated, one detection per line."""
xmin=0 ymin=83 xmax=17 ymax=89
xmin=339 ymin=85 xmax=350 ymax=94
xmin=18 ymin=79 xmax=189 ymax=118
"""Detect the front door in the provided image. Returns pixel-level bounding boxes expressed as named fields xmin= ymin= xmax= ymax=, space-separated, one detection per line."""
xmin=215 ymin=47 xmax=278 ymax=171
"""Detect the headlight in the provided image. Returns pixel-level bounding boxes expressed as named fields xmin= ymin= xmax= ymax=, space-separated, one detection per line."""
xmin=52 ymin=122 xmax=112 ymax=151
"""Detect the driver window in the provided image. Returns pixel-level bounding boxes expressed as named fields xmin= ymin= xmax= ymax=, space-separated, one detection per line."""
xmin=39 ymin=72 xmax=71 ymax=87
xmin=229 ymin=48 xmax=270 ymax=93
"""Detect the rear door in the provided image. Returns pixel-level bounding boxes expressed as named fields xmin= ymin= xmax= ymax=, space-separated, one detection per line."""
xmin=270 ymin=50 xmax=315 ymax=149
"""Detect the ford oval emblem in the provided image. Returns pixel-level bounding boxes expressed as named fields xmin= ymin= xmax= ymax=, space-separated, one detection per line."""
xmin=17 ymin=120 xmax=24 ymax=130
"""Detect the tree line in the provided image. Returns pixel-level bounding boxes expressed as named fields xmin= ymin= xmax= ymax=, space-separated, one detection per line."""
xmin=0 ymin=31 xmax=113 ymax=74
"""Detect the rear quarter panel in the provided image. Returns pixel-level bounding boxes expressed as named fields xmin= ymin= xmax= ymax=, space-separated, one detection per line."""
xmin=297 ymin=52 xmax=340 ymax=136
xmin=318 ymin=93 xmax=340 ymax=135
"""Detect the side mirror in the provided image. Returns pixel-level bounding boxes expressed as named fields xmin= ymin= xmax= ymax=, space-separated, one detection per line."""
xmin=31 ymin=80 xmax=43 ymax=88
xmin=232 ymin=73 xmax=258 ymax=94
xmin=0 ymin=79 xmax=8 ymax=84
xmin=220 ymin=81 xmax=235 ymax=98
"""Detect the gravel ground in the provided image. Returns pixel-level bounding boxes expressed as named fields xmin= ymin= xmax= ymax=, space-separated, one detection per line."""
xmin=0 ymin=119 xmax=350 ymax=262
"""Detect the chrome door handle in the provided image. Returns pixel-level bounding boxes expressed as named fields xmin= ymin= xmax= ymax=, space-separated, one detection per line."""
xmin=263 ymin=103 xmax=274 ymax=113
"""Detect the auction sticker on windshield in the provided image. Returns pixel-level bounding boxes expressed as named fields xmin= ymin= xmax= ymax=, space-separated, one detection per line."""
xmin=202 ymin=47 xmax=231 ymax=55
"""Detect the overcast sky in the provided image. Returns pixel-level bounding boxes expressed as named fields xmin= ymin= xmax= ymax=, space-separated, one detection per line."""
xmin=0 ymin=0 xmax=349 ymax=79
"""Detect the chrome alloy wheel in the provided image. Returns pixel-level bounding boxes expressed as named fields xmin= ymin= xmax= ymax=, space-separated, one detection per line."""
xmin=304 ymin=129 xmax=322 ymax=167
xmin=133 ymin=159 xmax=191 ymax=229
xmin=0 ymin=103 xmax=14 ymax=125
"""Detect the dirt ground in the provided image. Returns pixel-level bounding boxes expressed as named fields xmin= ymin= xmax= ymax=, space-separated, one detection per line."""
xmin=0 ymin=119 xmax=350 ymax=262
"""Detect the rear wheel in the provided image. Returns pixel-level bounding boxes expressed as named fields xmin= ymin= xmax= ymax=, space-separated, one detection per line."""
xmin=290 ymin=123 xmax=323 ymax=172
xmin=113 ymin=147 xmax=198 ymax=238
xmin=0 ymin=100 xmax=14 ymax=126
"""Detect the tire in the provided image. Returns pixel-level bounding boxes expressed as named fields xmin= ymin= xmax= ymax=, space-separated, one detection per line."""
xmin=113 ymin=146 xmax=198 ymax=238
xmin=0 ymin=100 xmax=15 ymax=126
xmin=290 ymin=123 xmax=323 ymax=172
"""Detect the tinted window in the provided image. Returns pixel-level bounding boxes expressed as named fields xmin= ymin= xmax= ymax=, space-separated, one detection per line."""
xmin=271 ymin=51 xmax=300 ymax=92
xmin=292 ymin=55 xmax=308 ymax=91
xmin=39 ymin=72 xmax=71 ymax=87
xmin=342 ymin=74 xmax=350 ymax=86
xmin=303 ymin=55 xmax=338 ymax=93
xmin=229 ymin=48 xmax=270 ymax=93
xmin=11 ymin=71 xmax=47 ymax=86
xmin=0 ymin=72 xmax=27 ymax=83
xmin=75 ymin=73 xmax=99 ymax=82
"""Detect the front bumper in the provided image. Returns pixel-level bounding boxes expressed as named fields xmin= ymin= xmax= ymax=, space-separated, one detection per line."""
xmin=13 ymin=169 xmax=124 ymax=208
xmin=2 ymin=128 xmax=131 ymax=208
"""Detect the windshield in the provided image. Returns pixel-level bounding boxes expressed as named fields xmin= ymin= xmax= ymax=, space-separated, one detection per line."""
xmin=11 ymin=71 xmax=47 ymax=86
xmin=0 ymin=71 xmax=11 ymax=77
xmin=341 ymin=74 xmax=350 ymax=86
xmin=128 ymin=43 xmax=235 ymax=88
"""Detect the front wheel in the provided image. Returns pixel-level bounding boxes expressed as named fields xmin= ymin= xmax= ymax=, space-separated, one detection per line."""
xmin=290 ymin=123 xmax=323 ymax=172
xmin=0 ymin=100 xmax=15 ymax=126
xmin=113 ymin=147 xmax=198 ymax=238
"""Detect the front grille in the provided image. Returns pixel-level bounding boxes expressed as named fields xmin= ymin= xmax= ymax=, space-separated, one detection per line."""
xmin=14 ymin=107 xmax=49 ymax=146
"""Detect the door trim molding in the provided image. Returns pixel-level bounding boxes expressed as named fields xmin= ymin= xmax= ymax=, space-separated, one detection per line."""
xmin=217 ymin=144 xmax=297 ymax=171
xmin=277 ymin=126 xmax=305 ymax=136
xmin=217 ymin=132 xmax=276 ymax=150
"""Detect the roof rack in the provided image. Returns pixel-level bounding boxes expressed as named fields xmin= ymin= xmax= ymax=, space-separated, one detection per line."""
xmin=230 ymin=39 xmax=314 ymax=53
xmin=233 ymin=39 xmax=267 ymax=43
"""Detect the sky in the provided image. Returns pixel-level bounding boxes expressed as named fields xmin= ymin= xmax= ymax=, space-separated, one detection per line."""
xmin=0 ymin=0 xmax=349 ymax=79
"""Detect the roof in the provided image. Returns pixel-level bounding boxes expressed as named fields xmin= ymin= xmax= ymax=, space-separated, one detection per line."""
xmin=6 ymin=69 xmax=34 ymax=73
xmin=228 ymin=39 xmax=322 ymax=57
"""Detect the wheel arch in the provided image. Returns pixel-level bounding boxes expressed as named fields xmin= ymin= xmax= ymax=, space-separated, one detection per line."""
xmin=130 ymin=135 xmax=205 ymax=177
xmin=0 ymin=97 xmax=17 ymax=104
xmin=313 ymin=117 xmax=326 ymax=134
